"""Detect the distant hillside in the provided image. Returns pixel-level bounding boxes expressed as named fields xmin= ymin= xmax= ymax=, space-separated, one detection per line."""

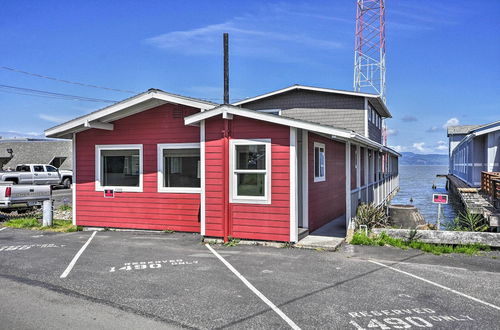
xmin=400 ymin=152 xmax=448 ymax=165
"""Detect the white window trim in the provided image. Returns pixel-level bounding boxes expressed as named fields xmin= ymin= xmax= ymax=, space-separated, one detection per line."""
xmin=313 ymin=142 xmax=326 ymax=182
xmin=157 ymin=143 xmax=201 ymax=193
xmin=95 ymin=144 xmax=143 ymax=192
xmin=229 ymin=138 xmax=272 ymax=204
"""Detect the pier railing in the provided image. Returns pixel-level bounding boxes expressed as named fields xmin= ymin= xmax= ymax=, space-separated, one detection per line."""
xmin=481 ymin=171 xmax=500 ymax=200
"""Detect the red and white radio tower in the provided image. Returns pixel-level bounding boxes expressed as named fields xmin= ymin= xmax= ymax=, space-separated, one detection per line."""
xmin=354 ymin=0 xmax=386 ymax=103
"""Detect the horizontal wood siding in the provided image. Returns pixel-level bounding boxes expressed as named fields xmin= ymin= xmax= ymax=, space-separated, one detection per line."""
xmin=75 ymin=104 xmax=201 ymax=232
xmin=308 ymin=133 xmax=346 ymax=231
xmin=204 ymin=116 xmax=291 ymax=242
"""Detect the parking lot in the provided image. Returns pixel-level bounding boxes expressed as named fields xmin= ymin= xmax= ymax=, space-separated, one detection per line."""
xmin=0 ymin=227 xmax=499 ymax=329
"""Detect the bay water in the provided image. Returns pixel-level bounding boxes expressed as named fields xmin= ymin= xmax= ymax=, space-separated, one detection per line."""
xmin=390 ymin=165 xmax=460 ymax=226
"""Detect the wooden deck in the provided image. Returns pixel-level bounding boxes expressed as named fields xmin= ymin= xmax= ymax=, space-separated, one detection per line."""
xmin=442 ymin=174 xmax=500 ymax=228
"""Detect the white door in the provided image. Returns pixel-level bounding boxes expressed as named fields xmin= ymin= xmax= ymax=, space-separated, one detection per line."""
xmin=33 ymin=165 xmax=48 ymax=185
xmin=45 ymin=165 xmax=60 ymax=185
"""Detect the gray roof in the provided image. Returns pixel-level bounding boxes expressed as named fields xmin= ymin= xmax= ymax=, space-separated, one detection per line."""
xmin=447 ymin=124 xmax=485 ymax=136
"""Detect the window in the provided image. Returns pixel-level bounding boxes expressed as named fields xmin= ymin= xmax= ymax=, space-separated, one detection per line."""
xmin=16 ymin=165 xmax=30 ymax=172
xmin=157 ymin=143 xmax=201 ymax=193
xmin=45 ymin=165 xmax=58 ymax=172
xmin=95 ymin=145 xmax=143 ymax=192
xmin=314 ymin=142 xmax=326 ymax=182
xmin=34 ymin=165 xmax=45 ymax=172
xmin=230 ymin=139 xmax=271 ymax=204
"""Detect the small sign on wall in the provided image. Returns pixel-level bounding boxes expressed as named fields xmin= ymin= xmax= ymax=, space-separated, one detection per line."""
xmin=104 ymin=189 xmax=114 ymax=198
xmin=432 ymin=194 xmax=448 ymax=204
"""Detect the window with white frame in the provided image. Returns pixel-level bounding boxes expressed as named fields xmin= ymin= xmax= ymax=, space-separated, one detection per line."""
xmin=157 ymin=143 xmax=200 ymax=193
xmin=314 ymin=142 xmax=326 ymax=182
xmin=96 ymin=145 xmax=143 ymax=192
xmin=230 ymin=139 xmax=271 ymax=204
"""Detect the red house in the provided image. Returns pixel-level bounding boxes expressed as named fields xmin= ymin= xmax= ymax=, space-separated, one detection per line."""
xmin=46 ymin=86 xmax=399 ymax=242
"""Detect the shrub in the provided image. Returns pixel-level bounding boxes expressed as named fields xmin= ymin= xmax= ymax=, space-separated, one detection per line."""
xmin=445 ymin=210 xmax=489 ymax=232
xmin=354 ymin=203 xmax=389 ymax=229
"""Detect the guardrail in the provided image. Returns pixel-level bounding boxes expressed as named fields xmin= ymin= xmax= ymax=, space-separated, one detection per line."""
xmin=481 ymin=171 xmax=500 ymax=200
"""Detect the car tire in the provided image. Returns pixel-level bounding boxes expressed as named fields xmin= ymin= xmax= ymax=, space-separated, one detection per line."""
xmin=62 ymin=177 xmax=72 ymax=189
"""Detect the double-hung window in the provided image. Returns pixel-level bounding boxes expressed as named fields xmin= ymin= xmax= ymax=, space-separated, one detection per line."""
xmin=96 ymin=144 xmax=143 ymax=192
xmin=314 ymin=142 xmax=326 ymax=182
xmin=230 ymin=139 xmax=271 ymax=204
xmin=157 ymin=143 xmax=201 ymax=193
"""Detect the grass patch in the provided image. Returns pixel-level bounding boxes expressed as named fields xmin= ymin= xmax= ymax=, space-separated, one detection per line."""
xmin=58 ymin=204 xmax=72 ymax=211
xmin=224 ymin=236 xmax=240 ymax=247
xmin=4 ymin=217 xmax=82 ymax=232
xmin=351 ymin=231 xmax=490 ymax=255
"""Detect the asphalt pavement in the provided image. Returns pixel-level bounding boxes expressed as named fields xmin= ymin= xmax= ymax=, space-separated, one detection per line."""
xmin=0 ymin=227 xmax=498 ymax=329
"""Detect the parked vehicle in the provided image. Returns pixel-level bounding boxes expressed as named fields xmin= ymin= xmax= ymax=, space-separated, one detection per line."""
xmin=0 ymin=164 xmax=73 ymax=188
xmin=0 ymin=182 xmax=51 ymax=213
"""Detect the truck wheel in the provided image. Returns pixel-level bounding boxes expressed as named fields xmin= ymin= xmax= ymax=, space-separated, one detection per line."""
xmin=6 ymin=179 xmax=17 ymax=184
xmin=63 ymin=177 xmax=72 ymax=189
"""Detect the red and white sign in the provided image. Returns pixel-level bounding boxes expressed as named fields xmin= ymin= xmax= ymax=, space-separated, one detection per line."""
xmin=432 ymin=194 xmax=448 ymax=204
xmin=104 ymin=189 xmax=114 ymax=198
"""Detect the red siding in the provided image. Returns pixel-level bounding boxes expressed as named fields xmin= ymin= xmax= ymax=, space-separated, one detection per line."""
xmin=75 ymin=104 xmax=201 ymax=232
xmin=308 ymin=133 xmax=346 ymax=232
xmin=204 ymin=116 xmax=291 ymax=242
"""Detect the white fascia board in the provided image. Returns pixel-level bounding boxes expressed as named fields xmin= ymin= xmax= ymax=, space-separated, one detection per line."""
xmin=472 ymin=122 xmax=500 ymax=136
xmin=45 ymin=91 xmax=216 ymax=138
xmin=185 ymin=106 xmax=353 ymax=139
xmin=84 ymin=120 xmax=114 ymax=130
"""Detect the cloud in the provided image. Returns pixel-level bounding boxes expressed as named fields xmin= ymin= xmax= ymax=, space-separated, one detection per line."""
xmin=146 ymin=21 xmax=342 ymax=57
xmin=389 ymin=145 xmax=405 ymax=153
xmin=426 ymin=126 xmax=440 ymax=133
xmin=401 ymin=115 xmax=417 ymax=122
xmin=442 ymin=117 xmax=460 ymax=129
xmin=412 ymin=142 xmax=431 ymax=153
xmin=0 ymin=130 xmax=44 ymax=139
xmin=386 ymin=128 xmax=399 ymax=136
xmin=145 ymin=8 xmax=344 ymax=60
xmin=435 ymin=145 xmax=448 ymax=151
xmin=38 ymin=114 xmax=71 ymax=124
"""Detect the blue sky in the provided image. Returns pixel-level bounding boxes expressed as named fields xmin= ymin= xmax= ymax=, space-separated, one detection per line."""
xmin=1 ymin=0 xmax=499 ymax=154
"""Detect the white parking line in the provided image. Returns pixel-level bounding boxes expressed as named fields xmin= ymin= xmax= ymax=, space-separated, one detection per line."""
xmin=60 ymin=231 xmax=97 ymax=279
xmin=0 ymin=227 xmax=6 ymax=231
xmin=369 ymin=259 xmax=500 ymax=311
xmin=205 ymin=244 xmax=301 ymax=330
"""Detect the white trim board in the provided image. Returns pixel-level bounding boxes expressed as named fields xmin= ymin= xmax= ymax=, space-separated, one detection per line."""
xmin=289 ymin=127 xmax=298 ymax=242
xmin=95 ymin=144 xmax=143 ymax=193
xmin=301 ymin=130 xmax=309 ymax=229
xmin=200 ymin=121 xmax=206 ymax=236
xmin=229 ymin=138 xmax=272 ymax=205
xmin=45 ymin=90 xmax=217 ymax=139
xmin=156 ymin=143 xmax=202 ymax=194
xmin=184 ymin=104 xmax=400 ymax=157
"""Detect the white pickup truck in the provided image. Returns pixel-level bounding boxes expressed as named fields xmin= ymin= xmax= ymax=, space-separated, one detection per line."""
xmin=0 ymin=164 xmax=73 ymax=188
xmin=0 ymin=182 xmax=51 ymax=213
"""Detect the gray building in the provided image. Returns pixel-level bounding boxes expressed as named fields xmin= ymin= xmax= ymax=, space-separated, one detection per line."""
xmin=0 ymin=138 xmax=72 ymax=171
xmin=448 ymin=121 xmax=500 ymax=187
xmin=234 ymin=84 xmax=390 ymax=144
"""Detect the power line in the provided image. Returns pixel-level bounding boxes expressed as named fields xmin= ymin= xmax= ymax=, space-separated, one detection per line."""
xmin=1 ymin=66 xmax=137 ymax=94
xmin=0 ymin=84 xmax=117 ymax=103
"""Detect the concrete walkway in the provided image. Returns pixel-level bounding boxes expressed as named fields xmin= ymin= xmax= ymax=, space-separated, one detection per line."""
xmin=295 ymin=215 xmax=346 ymax=251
